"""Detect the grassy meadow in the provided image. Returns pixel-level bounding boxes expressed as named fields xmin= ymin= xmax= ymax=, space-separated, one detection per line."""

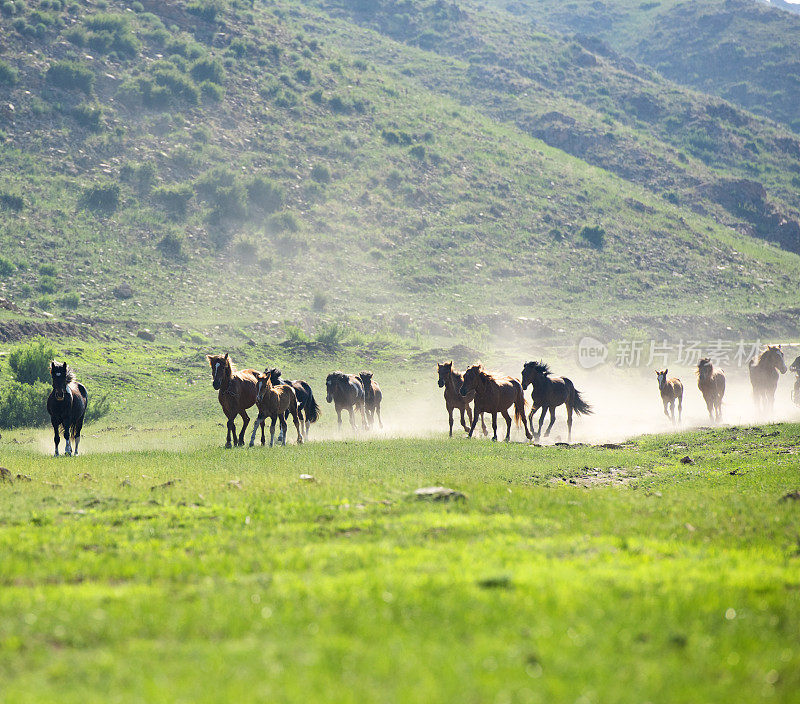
xmin=1 ymin=421 xmax=799 ymax=702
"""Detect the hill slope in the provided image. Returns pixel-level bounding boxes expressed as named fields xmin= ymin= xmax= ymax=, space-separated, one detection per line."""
xmin=0 ymin=0 xmax=799 ymax=342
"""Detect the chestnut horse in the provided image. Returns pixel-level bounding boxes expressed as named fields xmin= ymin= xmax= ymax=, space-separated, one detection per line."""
xmin=249 ymin=371 xmax=303 ymax=447
xmin=47 ymin=361 xmax=88 ymax=456
xmin=697 ymin=358 xmax=725 ymax=422
xmin=521 ymin=361 xmax=592 ymax=442
xmin=207 ymin=353 xmax=262 ymax=447
xmin=325 ymin=372 xmax=366 ymax=431
xmin=267 ymin=368 xmax=321 ymax=438
xmin=358 ymin=371 xmax=384 ymax=430
xmin=459 ymin=364 xmax=531 ymax=442
xmin=437 ymin=361 xmax=487 ymax=437
xmin=748 ymin=345 xmax=787 ymax=416
xmin=655 ymin=369 xmax=683 ymax=425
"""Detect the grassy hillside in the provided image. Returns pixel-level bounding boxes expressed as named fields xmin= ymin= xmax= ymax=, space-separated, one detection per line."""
xmin=0 ymin=0 xmax=799 ymax=343
xmin=1 ymin=425 xmax=799 ymax=702
xmin=486 ymin=0 xmax=800 ymax=132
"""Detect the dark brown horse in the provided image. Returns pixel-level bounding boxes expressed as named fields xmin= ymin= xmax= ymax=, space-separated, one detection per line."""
xmin=697 ymin=358 xmax=725 ymax=422
xmin=267 ymin=368 xmax=321 ymax=439
xmin=655 ymin=369 xmax=683 ymax=425
xmin=437 ymin=361 xmax=487 ymax=437
xmin=521 ymin=361 xmax=592 ymax=442
xmin=749 ymin=345 xmax=787 ymax=416
xmin=207 ymin=353 xmax=262 ymax=447
xmin=459 ymin=364 xmax=531 ymax=442
xmin=47 ymin=361 xmax=87 ymax=456
xmin=358 ymin=371 xmax=383 ymax=430
xmin=249 ymin=371 xmax=303 ymax=447
xmin=325 ymin=372 xmax=366 ymax=431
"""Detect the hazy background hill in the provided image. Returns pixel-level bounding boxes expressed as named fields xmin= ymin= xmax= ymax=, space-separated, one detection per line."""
xmin=0 ymin=0 xmax=799 ymax=346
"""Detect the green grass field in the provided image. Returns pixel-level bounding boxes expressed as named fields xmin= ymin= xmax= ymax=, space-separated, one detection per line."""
xmin=2 ymin=424 xmax=799 ymax=703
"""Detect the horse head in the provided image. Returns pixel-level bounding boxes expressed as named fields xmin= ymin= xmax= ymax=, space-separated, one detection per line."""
xmin=765 ymin=345 xmax=787 ymax=374
xmin=50 ymin=360 xmax=72 ymax=401
xmin=697 ymin=358 xmax=712 ymax=380
xmin=359 ymin=371 xmax=374 ymax=402
xmin=460 ymin=364 xmax=482 ymax=397
xmin=655 ymin=369 xmax=668 ymax=389
xmin=326 ymin=372 xmax=346 ymax=403
xmin=207 ymin=352 xmax=230 ymax=390
xmin=255 ymin=370 xmax=272 ymax=403
xmin=267 ymin=367 xmax=283 ymax=385
xmin=437 ymin=361 xmax=453 ymax=389
xmin=521 ymin=361 xmax=549 ymax=390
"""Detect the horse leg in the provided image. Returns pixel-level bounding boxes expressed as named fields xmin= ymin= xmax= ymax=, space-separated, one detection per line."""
xmin=52 ymin=419 xmax=61 ymax=457
xmin=348 ymin=406 xmax=358 ymax=432
xmin=279 ymin=416 xmax=288 ymax=446
xmin=249 ymin=415 xmax=263 ymax=447
xmin=360 ymin=403 xmax=368 ymax=431
xmin=544 ymin=407 xmax=556 ymax=437
xmin=463 ymin=404 xmax=472 ymax=434
xmin=663 ymin=400 xmax=670 ymax=420
xmin=466 ymin=407 xmax=480 ymax=439
xmin=376 ymin=403 xmax=383 ymax=429
xmin=278 ymin=411 xmax=286 ymax=444
xmin=536 ymin=407 xmax=547 ymax=441
xmin=73 ymin=415 xmax=84 ymax=455
xmin=491 ymin=412 xmax=498 ymax=441
xmin=237 ymin=411 xmax=250 ymax=447
xmin=500 ymin=409 xmax=512 ymax=442
xmin=566 ymin=404 xmax=574 ymax=442
xmin=225 ymin=416 xmax=235 ymax=448
xmin=269 ymin=417 xmax=277 ymax=447
xmin=678 ymin=395 xmax=682 ymax=424
xmin=447 ymin=403 xmax=455 ymax=437
xmin=480 ymin=413 xmax=488 ymax=436
xmin=336 ymin=407 xmax=343 ymax=431
xmin=291 ymin=408 xmax=303 ymax=445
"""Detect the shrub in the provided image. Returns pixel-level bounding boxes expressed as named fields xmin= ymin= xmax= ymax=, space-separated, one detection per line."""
xmin=0 ymin=1 xmax=15 ymax=16
xmin=312 ymin=290 xmax=327 ymax=311
xmin=190 ymin=57 xmax=225 ymax=84
xmin=45 ymin=61 xmax=94 ymax=94
xmin=309 ymin=88 xmax=323 ymax=104
xmin=409 ymin=144 xmax=426 ymax=160
xmin=39 ymin=263 xmax=57 ymax=276
xmin=153 ymin=184 xmax=193 ymax=219
xmin=0 ymin=60 xmax=18 ymax=86
xmin=64 ymin=26 xmax=86 ymax=45
xmin=157 ymin=232 xmax=185 ymax=258
xmin=8 ymin=336 xmax=56 ymax=385
xmin=196 ymin=169 xmax=246 ymax=219
xmin=0 ymin=380 xmax=51 ymax=429
xmin=38 ymin=275 xmax=57 ymax=293
xmin=232 ymin=237 xmax=257 ymax=260
xmin=266 ymin=211 xmax=299 ymax=234
xmin=58 ymin=291 xmax=80 ymax=309
xmin=285 ymin=325 xmax=309 ymax=344
xmin=246 ymin=176 xmax=283 ymax=213
xmin=120 ymin=161 xmax=156 ymax=194
xmin=0 ymin=192 xmax=24 ymax=211
xmin=199 ymin=80 xmax=223 ymax=102
xmin=294 ymin=67 xmax=312 ymax=84
xmin=579 ymin=224 xmax=606 ymax=249
xmin=71 ymin=103 xmax=102 ymax=131
xmin=165 ymin=36 xmax=204 ymax=59
xmin=0 ymin=256 xmax=14 ymax=276
xmin=187 ymin=0 xmax=222 ymax=22
xmin=310 ymin=164 xmax=331 ymax=183
xmin=37 ymin=295 xmax=53 ymax=310
xmin=82 ymin=182 xmax=120 ymax=212
xmin=151 ymin=66 xmax=199 ymax=104
xmin=314 ymin=322 xmax=345 ymax=347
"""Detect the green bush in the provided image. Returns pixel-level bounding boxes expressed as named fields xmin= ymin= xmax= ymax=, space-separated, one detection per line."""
xmin=46 ymin=61 xmax=94 ymax=94
xmin=579 ymin=224 xmax=606 ymax=249
xmin=199 ymin=80 xmax=224 ymax=103
xmin=315 ymin=322 xmax=345 ymax=347
xmin=311 ymin=164 xmax=331 ymax=183
xmin=165 ymin=36 xmax=204 ymax=59
xmin=153 ymin=184 xmax=193 ymax=219
xmin=0 ymin=192 xmax=24 ymax=211
xmin=39 ymin=263 xmax=57 ymax=276
xmin=58 ymin=291 xmax=80 ymax=309
xmin=157 ymin=232 xmax=185 ymax=258
xmin=285 ymin=325 xmax=309 ymax=344
xmin=266 ymin=210 xmax=299 ymax=234
xmin=38 ymin=275 xmax=57 ymax=294
xmin=71 ymin=103 xmax=103 ymax=131
xmin=64 ymin=26 xmax=86 ymax=46
xmin=246 ymin=176 xmax=283 ymax=213
xmin=8 ymin=336 xmax=56 ymax=385
xmin=82 ymin=182 xmax=120 ymax=212
xmin=190 ymin=57 xmax=225 ymax=84
xmin=195 ymin=168 xmax=246 ymax=220
xmin=151 ymin=66 xmax=199 ymax=104
xmin=0 ymin=380 xmax=50 ymax=429
xmin=0 ymin=59 xmax=18 ymax=86
xmin=186 ymin=0 xmax=223 ymax=22
xmin=0 ymin=256 xmax=14 ymax=276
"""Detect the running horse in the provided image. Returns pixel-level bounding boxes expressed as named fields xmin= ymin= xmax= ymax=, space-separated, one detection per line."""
xmin=521 ymin=361 xmax=592 ymax=442
xmin=47 ymin=360 xmax=88 ymax=456
xmin=459 ymin=364 xmax=531 ymax=442
xmin=436 ymin=361 xmax=487 ymax=437
xmin=655 ymin=369 xmax=683 ymax=425
xmin=325 ymin=372 xmax=366 ymax=431
xmin=267 ymin=368 xmax=321 ymax=438
xmin=207 ymin=353 xmax=262 ymax=447
xmin=249 ymin=370 xmax=303 ymax=447
xmin=697 ymin=357 xmax=725 ymax=422
xmin=358 ymin=371 xmax=384 ymax=430
xmin=748 ymin=345 xmax=787 ymax=416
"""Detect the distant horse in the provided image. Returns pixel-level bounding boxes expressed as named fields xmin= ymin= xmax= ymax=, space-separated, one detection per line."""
xmin=325 ymin=372 xmax=366 ymax=431
xmin=790 ymin=355 xmax=800 ymax=407
xmin=207 ymin=353 xmax=262 ymax=447
xmin=749 ymin=345 xmax=787 ymax=416
xmin=459 ymin=364 xmax=531 ymax=442
xmin=655 ymin=369 xmax=683 ymax=425
xmin=267 ymin=368 xmax=321 ymax=438
xmin=697 ymin=358 xmax=725 ymax=422
xmin=521 ymin=361 xmax=592 ymax=442
xmin=47 ymin=360 xmax=87 ymax=456
xmin=358 ymin=371 xmax=383 ymax=429
xmin=437 ymin=361 xmax=487 ymax=437
xmin=249 ymin=371 xmax=303 ymax=447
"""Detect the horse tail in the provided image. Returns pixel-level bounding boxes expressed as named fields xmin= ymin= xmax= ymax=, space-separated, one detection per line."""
xmin=570 ymin=384 xmax=592 ymax=416
xmin=514 ymin=383 xmax=527 ymax=426
xmin=304 ymin=383 xmax=321 ymax=424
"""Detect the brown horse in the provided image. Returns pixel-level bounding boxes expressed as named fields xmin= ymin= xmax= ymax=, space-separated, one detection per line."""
xmin=249 ymin=371 xmax=303 ymax=447
xmin=459 ymin=364 xmax=531 ymax=442
xmin=749 ymin=345 xmax=787 ymax=416
xmin=697 ymin=358 xmax=725 ymax=422
xmin=325 ymin=372 xmax=366 ymax=431
xmin=358 ymin=371 xmax=384 ymax=430
xmin=521 ymin=361 xmax=592 ymax=442
xmin=47 ymin=361 xmax=88 ymax=456
xmin=207 ymin=353 xmax=262 ymax=447
xmin=437 ymin=361 xmax=487 ymax=437
xmin=655 ymin=369 xmax=683 ymax=425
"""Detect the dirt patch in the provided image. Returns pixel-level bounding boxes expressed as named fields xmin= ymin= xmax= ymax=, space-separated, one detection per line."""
xmin=552 ymin=466 xmax=650 ymax=488
xmin=0 ymin=320 xmax=99 ymax=343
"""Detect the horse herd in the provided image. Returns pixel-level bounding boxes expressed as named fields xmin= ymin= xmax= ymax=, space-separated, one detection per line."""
xmin=42 ymin=345 xmax=800 ymax=456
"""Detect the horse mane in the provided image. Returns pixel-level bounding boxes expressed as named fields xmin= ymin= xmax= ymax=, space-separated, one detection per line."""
xmin=696 ymin=358 xmax=712 ymax=376
xmin=326 ymin=371 xmax=349 ymax=384
xmin=523 ymin=360 xmax=550 ymax=376
xmin=267 ymin=367 xmax=282 ymax=383
xmin=359 ymin=370 xmax=373 ymax=380
xmin=53 ymin=362 xmax=75 ymax=382
xmin=755 ymin=345 xmax=781 ymax=365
